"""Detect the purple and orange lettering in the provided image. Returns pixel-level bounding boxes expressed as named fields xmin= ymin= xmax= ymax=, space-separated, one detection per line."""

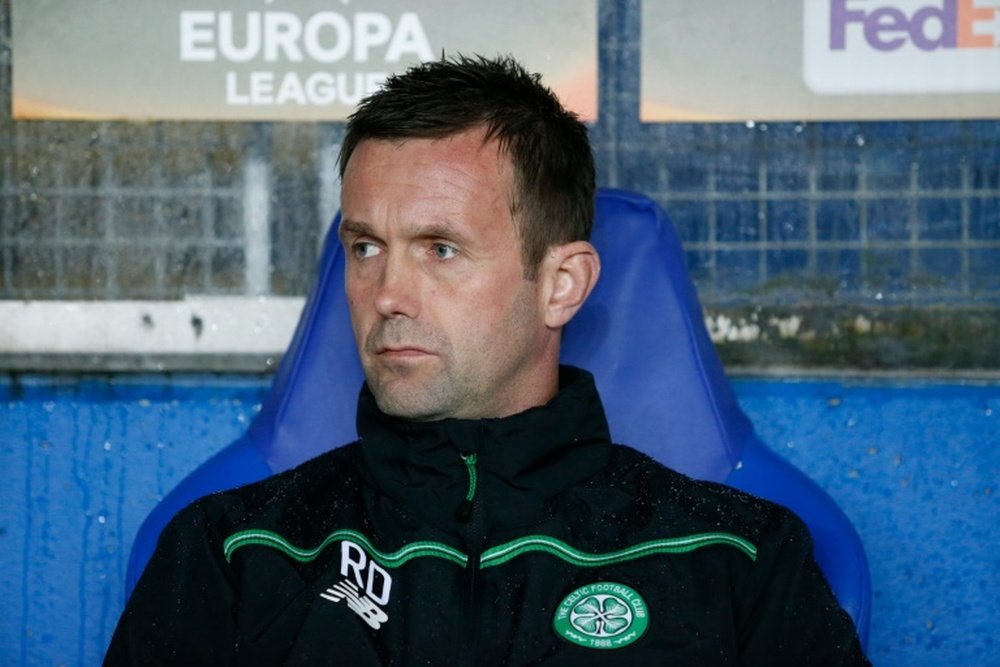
xmin=830 ymin=0 xmax=996 ymax=51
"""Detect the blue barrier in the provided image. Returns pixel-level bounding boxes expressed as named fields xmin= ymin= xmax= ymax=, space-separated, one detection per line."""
xmin=1 ymin=374 xmax=996 ymax=665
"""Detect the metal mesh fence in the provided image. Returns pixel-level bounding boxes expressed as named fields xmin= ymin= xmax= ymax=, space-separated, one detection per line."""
xmin=0 ymin=118 xmax=340 ymax=299
xmin=628 ymin=120 xmax=1000 ymax=306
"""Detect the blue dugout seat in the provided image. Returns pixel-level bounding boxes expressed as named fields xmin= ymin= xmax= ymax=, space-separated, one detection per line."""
xmin=126 ymin=188 xmax=871 ymax=647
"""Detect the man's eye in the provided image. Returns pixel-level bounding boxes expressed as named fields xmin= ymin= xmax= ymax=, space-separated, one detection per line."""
xmin=432 ymin=243 xmax=458 ymax=260
xmin=353 ymin=242 xmax=380 ymax=259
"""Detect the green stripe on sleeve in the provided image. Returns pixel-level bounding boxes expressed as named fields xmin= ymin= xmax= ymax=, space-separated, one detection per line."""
xmin=223 ymin=528 xmax=756 ymax=571
xmin=223 ymin=528 xmax=468 ymax=568
xmin=480 ymin=532 xmax=757 ymax=569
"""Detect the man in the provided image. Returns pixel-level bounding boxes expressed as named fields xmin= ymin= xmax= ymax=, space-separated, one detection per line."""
xmin=106 ymin=55 xmax=869 ymax=665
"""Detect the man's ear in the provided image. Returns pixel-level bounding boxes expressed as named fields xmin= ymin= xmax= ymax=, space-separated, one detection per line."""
xmin=541 ymin=241 xmax=600 ymax=329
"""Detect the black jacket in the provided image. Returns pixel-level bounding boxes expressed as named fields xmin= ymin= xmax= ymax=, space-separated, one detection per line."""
xmin=106 ymin=367 xmax=869 ymax=665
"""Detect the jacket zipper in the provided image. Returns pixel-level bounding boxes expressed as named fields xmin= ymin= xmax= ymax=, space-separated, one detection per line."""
xmin=457 ymin=453 xmax=478 ymax=520
xmin=459 ymin=449 xmax=485 ymax=666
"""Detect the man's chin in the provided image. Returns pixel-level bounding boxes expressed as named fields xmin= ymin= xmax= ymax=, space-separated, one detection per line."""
xmin=376 ymin=399 xmax=448 ymax=422
xmin=369 ymin=378 xmax=453 ymax=422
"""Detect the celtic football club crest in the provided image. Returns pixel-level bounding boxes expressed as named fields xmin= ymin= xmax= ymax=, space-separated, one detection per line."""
xmin=553 ymin=581 xmax=648 ymax=650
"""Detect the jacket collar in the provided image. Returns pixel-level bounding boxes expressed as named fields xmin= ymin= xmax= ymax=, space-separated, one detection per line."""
xmin=355 ymin=366 xmax=612 ymax=534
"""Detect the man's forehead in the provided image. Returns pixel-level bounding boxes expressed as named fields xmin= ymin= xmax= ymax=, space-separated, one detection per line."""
xmin=338 ymin=130 xmax=523 ymax=241
xmin=345 ymin=128 xmax=511 ymax=176
xmin=341 ymin=131 xmax=518 ymax=218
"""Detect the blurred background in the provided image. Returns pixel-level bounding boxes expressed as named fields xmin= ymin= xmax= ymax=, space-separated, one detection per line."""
xmin=2 ymin=1 xmax=997 ymax=664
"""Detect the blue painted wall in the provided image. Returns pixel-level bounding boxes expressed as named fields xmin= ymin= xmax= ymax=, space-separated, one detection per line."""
xmin=1 ymin=374 xmax=997 ymax=665
xmin=737 ymin=379 xmax=998 ymax=665
xmin=0 ymin=376 xmax=265 ymax=667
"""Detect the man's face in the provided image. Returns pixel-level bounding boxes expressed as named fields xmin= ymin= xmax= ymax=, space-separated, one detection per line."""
xmin=339 ymin=129 xmax=554 ymax=421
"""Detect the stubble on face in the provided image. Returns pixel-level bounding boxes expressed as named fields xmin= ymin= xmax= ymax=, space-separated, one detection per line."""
xmin=360 ymin=316 xmax=453 ymax=419
xmin=360 ymin=274 xmax=542 ymax=422
xmin=342 ymin=130 xmax=557 ymax=422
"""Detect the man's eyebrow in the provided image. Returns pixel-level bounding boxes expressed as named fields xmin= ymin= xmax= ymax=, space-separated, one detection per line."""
xmin=338 ymin=219 xmax=473 ymax=246
xmin=412 ymin=222 xmax=472 ymax=245
xmin=338 ymin=219 xmax=375 ymax=239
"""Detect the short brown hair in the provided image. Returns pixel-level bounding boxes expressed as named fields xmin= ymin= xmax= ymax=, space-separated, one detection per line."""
xmin=339 ymin=55 xmax=595 ymax=278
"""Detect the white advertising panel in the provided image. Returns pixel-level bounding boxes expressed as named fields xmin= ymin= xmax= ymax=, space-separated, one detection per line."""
xmin=13 ymin=0 xmax=597 ymax=121
xmin=804 ymin=0 xmax=1000 ymax=94
xmin=642 ymin=1 xmax=1000 ymax=121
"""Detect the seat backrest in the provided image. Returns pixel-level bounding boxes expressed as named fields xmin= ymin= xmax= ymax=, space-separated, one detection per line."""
xmin=258 ymin=188 xmax=749 ymax=477
xmin=126 ymin=188 xmax=869 ymax=646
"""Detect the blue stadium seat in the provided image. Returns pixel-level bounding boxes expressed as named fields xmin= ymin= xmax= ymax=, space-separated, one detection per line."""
xmin=126 ymin=188 xmax=871 ymax=647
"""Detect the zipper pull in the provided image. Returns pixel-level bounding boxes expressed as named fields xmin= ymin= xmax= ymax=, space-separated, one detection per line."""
xmin=456 ymin=453 xmax=478 ymax=522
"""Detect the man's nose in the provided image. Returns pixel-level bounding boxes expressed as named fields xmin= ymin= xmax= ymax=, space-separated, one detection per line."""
xmin=373 ymin=251 xmax=419 ymax=319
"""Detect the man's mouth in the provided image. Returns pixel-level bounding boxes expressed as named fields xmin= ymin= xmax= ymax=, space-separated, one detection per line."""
xmin=376 ymin=346 xmax=433 ymax=358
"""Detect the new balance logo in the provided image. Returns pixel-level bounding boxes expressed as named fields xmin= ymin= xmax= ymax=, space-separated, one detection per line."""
xmin=319 ymin=539 xmax=393 ymax=629
xmin=321 ymin=579 xmax=389 ymax=629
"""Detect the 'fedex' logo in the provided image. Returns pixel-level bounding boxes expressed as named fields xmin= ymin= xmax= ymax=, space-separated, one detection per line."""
xmin=804 ymin=0 xmax=1000 ymax=94
xmin=830 ymin=0 xmax=1000 ymax=50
